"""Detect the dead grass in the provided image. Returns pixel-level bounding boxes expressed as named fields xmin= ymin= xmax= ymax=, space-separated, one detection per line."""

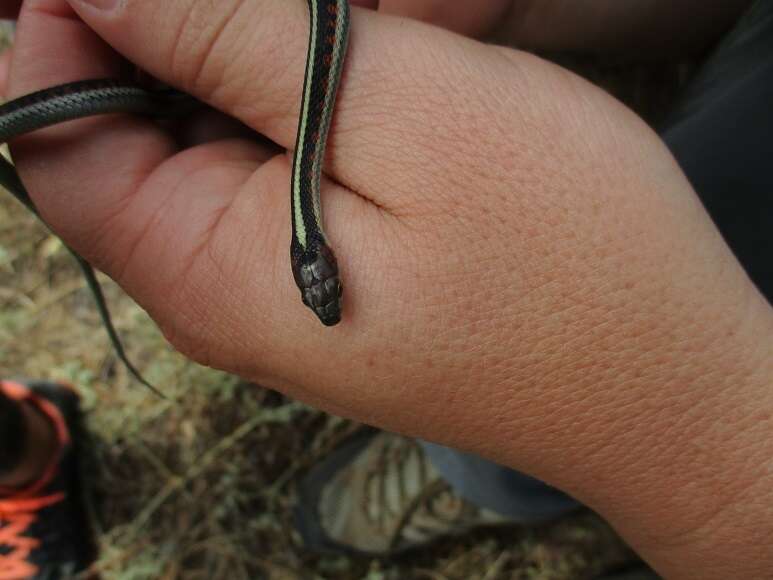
xmin=0 ymin=23 xmax=689 ymax=580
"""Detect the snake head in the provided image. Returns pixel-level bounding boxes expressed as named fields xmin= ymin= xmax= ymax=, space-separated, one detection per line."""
xmin=291 ymin=243 xmax=343 ymax=326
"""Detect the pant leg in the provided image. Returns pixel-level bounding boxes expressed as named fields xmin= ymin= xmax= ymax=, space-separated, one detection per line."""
xmin=421 ymin=441 xmax=579 ymax=520
xmin=424 ymin=0 xmax=773 ymax=520
xmin=0 ymin=386 xmax=26 ymax=475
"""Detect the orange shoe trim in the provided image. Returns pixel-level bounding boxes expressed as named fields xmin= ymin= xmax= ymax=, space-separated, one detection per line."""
xmin=0 ymin=380 xmax=73 ymax=579
xmin=0 ymin=380 xmax=71 ymax=497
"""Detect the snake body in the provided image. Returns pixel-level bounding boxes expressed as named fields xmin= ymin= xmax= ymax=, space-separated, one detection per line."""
xmin=291 ymin=0 xmax=350 ymax=326
xmin=0 ymin=0 xmax=351 ymax=386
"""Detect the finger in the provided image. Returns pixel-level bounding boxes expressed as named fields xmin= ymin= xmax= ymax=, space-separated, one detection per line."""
xmin=61 ymin=0 xmax=512 ymax=212
xmin=9 ymin=0 xmax=202 ymax=260
xmin=10 ymin=0 xmax=277 ymax=235
xmin=9 ymin=0 xmax=272 ymax=305
xmin=63 ymin=0 xmax=332 ymax=148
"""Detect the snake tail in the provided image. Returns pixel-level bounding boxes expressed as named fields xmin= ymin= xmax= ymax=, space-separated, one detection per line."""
xmin=72 ymin=253 xmax=166 ymax=398
xmin=0 ymin=80 xmax=197 ymax=393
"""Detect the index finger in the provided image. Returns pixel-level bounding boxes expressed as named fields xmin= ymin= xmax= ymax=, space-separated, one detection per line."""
xmin=61 ymin=0 xmax=505 ymax=212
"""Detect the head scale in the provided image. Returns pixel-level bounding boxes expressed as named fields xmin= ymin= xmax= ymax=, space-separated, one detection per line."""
xmin=291 ymin=243 xmax=343 ymax=326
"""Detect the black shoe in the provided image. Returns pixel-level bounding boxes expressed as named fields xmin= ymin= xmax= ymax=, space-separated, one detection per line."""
xmin=0 ymin=380 xmax=97 ymax=579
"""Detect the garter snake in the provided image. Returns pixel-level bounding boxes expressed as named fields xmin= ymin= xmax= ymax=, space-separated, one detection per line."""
xmin=0 ymin=0 xmax=350 ymax=387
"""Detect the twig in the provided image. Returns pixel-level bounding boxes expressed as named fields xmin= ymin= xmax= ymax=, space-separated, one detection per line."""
xmin=482 ymin=551 xmax=510 ymax=580
xmin=125 ymin=403 xmax=306 ymax=537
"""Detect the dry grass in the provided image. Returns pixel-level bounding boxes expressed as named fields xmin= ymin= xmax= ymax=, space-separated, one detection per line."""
xmin=0 ymin=24 xmax=689 ymax=580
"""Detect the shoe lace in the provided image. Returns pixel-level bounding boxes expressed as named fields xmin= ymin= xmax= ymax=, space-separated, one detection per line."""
xmin=366 ymin=438 xmax=459 ymax=548
xmin=0 ymin=492 xmax=64 ymax=579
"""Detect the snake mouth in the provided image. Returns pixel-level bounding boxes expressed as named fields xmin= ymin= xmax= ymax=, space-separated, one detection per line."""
xmin=291 ymin=243 xmax=343 ymax=326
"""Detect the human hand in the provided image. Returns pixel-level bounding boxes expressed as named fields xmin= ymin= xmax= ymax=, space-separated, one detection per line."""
xmin=8 ymin=1 xmax=773 ymax=577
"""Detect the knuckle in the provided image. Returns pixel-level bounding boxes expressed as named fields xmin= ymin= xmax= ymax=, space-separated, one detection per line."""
xmin=164 ymin=0 xmax=295 ymax=123
xmin=167 ymin=0 xmax=251 ymax=97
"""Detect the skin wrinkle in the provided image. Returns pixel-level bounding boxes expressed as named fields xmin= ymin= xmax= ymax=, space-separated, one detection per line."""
xmin=86 ymin=166 xmax=168 ymax=273
xmin=138 ymin=0 xmax=299 ymax=143
xmin=161 ymin=270 xmax=245 ymax=371
xmin=178 ymin=171 xmax=244 ymax=285
xmin=162 ymin=167 xmax=283 ymax=362
xmin=161 ymin=256 xmax=230 ymax=356
xmin=159 ymin=255 xmax=274 ymax=374
xmin=164 ymin=0 xmax=196 ymax=90
xmin=17 ymin=123 xmax=172 ymax=256
xmin=640 ymin=453 xmax=768 ymax=555
xmin=119 ymin=184 xmax=199 ymax=306
xmin=199 ymin=0 xmax=256 ymax=95
xmin=122 ymin=153 xmax=265 ymax=360
xmin=576 ymin=372 xmax=756 ymax=540
xmin=420 ymin=267 xmax=488 ymax=327
xmin=168 ymin=0 xmax=249 ymax=99
xmin=120 ymin=146 xmax=261 ymax=271
xmin=95 ymin=157 xmax=192 ymax=284
xmin=196 ymin=3 xmax=283 ymax=116
xmin=168 ymin=276 xmax=243 ymax=369
xmin=339 ymin=29 xmax=489 ymax=202
xmin=236 ymin=3 xmax=316 ymax=140
xmin=340 ymin=28 xmax=549 ymax=221
xmin=111 ymin=156 xmax=232 ymax=290
xmin=498 ymin=294 xmax=696 ymax=426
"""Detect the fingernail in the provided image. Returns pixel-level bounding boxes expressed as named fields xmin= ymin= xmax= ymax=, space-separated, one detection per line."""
xmin=68 ymin=0 xmax=121 ymax=11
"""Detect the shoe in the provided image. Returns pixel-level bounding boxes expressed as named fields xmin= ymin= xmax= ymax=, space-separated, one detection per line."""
xmin=295 ymin=428 xmax=512 ymax=555
xmin=0 ymin=380 xmax=97 ymax=580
